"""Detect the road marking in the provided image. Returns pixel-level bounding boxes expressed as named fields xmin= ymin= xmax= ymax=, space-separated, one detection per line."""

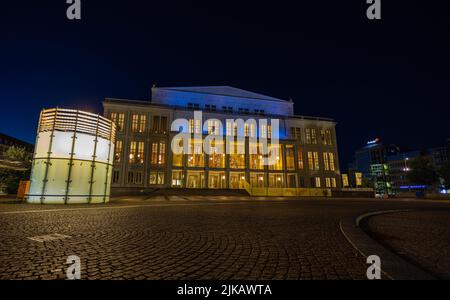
xmin=0 ymin=201 xmax=288 ymax=215
xmin=27 ymin=233 xmax=71 ymax=242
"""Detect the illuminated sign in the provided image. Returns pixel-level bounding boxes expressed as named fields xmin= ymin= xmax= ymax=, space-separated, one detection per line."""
xmin=367 ymin=138 xmax=380 ymax=145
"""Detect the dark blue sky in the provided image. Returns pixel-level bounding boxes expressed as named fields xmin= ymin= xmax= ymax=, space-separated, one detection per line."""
xmin=1 ymin=0 xmax=449 ymax=168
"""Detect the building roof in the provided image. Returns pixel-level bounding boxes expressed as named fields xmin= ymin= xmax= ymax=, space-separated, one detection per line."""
xmin=154 ymin=86 xmax=288 ymax=102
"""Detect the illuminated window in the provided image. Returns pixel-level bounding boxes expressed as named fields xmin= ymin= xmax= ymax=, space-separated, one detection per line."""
xmin=229 ymin=141 xmax=245 ymax=169
xmin=208 ymin=171 xmax=226 ymax=189
xmin=315 ymin=177 xmax=321 ymax=188
xmin=268 ymin=125 xmax=272 ymax=139
xmin=268 ymin=144 xmax=283 ymax=170
xmin=137 ymin=142 xmax=144 ymax=164
xmin=158 ymin=142 xmax=166 ymax=165
xmin=209 ymin=141 xmax=225 ymax=168
xmin=244 ymin=123 xmax=249 ymax=137
xmin=151 ymin=142 xmax=158 ymax=164
xmin=186 ymin=171 xmax=205 ymax=188
xmin=250 ymin=173 xmax=265 ymax=188
xmin=129 ymin=141 xmax=137 ymax=163
xmin=139 ymin=115 xmax=146 ymax=133
xmin=311 ymin=129 xmax=317 ymax=144
xmin=313 ymin=151 xmax=319 ymax=170
xmin=110 ymin=112 xmax=125 ymax=132
xmin=269 ymin=173 xmax=284 ymax=188
xmin=331 ymin=177 xmax=337 ymax=188
xmin=321 ymin=129 xmax=327 ymax=145
xmin=114 ymin=140 xmax=122 ymax=163
xmin=286 ymin=145 xmax=295 ymax=170
xmin=230 ymin=172 xmax=246 ymax=189
xmin=249 ymin=143 xmax=264 ymax=170
xmin=307 ymin=151 xmax=314 ymax=170
xmin=171 ymin=171 xmax=184 ymax=188
xmin=187 ymin=140 xmax=204 ymax=167
xmin=297 ymin=148 xmax=304 ymax=169
xmin=329 ymin=152 xmax=335 ymax=171
xmin=189 ymin=119 xmax=194 ymax=134
xmin=323 ymin=152 xmax=330 ymax=171
xmin=150 ymin=172 xmax=165 ymax=185
xmin=325 ymin=177 xmax=331 ymax=188
xmin=172 ymin=138 xmax=184 ymax=167
xmin=305 ymin=128 xmax=311 ymax=144
xmin=131 ymin=114 xmax=139 ymax=132
xmin=117 ymin=113 xmax=124 ymax=132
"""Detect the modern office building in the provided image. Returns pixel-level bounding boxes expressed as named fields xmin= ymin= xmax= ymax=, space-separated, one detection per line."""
xmin=103 ymin=86 xmax=341 ymax=194
xmin=350 ymin=138 xmax=399 ymax=196
xmin=387 ymin=150 xmax=422 ymax=194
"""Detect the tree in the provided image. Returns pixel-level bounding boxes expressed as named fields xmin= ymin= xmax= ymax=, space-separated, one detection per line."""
xmin=5 ymin=146 xmax=32 ymax=163
xmin=407 ymin=156 xmax=438 ymax=188
xmin=0 ymin=168 xmax=30 ymax=194
xmin=438 ymin=161 xmax=450 ymax=189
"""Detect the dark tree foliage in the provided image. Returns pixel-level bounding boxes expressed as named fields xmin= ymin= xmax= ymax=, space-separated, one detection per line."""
xmin=407 ymin=156 xmax=438 ymax=187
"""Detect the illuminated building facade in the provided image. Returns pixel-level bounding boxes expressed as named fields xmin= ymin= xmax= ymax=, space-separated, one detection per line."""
xmin=103 ymin=86 xmax=341 ymax=194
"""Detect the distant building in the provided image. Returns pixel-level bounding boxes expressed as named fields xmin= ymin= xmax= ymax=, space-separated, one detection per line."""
xmin=387 ymin=150 xmax=422 ymax=194
xmin=350 ymin=138 xmax=399 ymax=196
xmin=103 ymin=86 xmax=342 ymax=194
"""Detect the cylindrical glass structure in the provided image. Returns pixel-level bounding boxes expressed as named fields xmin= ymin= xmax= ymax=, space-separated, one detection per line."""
xmin=27 ymin=108 xmax=116 ymax=204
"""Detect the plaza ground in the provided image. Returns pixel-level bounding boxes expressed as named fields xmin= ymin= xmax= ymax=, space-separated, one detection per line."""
xmin=0 ymin=196 xmax=449 ymax=280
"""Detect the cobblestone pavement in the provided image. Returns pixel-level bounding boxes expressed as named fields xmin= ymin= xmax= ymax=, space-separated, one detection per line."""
xmin=365 ymin=210 xmax=450 ymax=279
xmin=0 ymin=196 xmax=449 ymax=280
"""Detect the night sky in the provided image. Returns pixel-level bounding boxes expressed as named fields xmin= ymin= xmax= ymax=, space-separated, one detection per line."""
xmin=1 ymin=0 xmax=449 ymax=169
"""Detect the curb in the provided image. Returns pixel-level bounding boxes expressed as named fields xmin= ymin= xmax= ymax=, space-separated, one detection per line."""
xmin=339 ymin=209 xmax=436 ymax=280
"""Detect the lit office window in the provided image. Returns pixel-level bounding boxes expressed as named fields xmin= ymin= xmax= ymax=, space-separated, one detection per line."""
xmin=321 ymin=129 xmax=327 ymax=145
xmin=114 ymin=140 xmax=122 ymax=163
xmin=208 ymin=171 xmax=226 ymax=189
xmin=331 ymin=177 xmax=337 ymax=188
xmin=150 ymin=172 xmax=165 ymax=185
xmin=230 ymin=172 xmax=246 ymax=189
xmin=268 ymin=125 xmax=272 ymax=139
xmin=117 ymin=113 xmax=124 ymax=132
xmin=244 ymin=123 xmax=249 ymax=137
xmin=286 ymin=145 xmax=295 ymax=170
xmin=261 ymin=125 xmax=267 ymax=138
xmin=226 ymin=121 xmax=232 ymax=136
xmin=325 ymin=177 xmax=331 ymax=188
